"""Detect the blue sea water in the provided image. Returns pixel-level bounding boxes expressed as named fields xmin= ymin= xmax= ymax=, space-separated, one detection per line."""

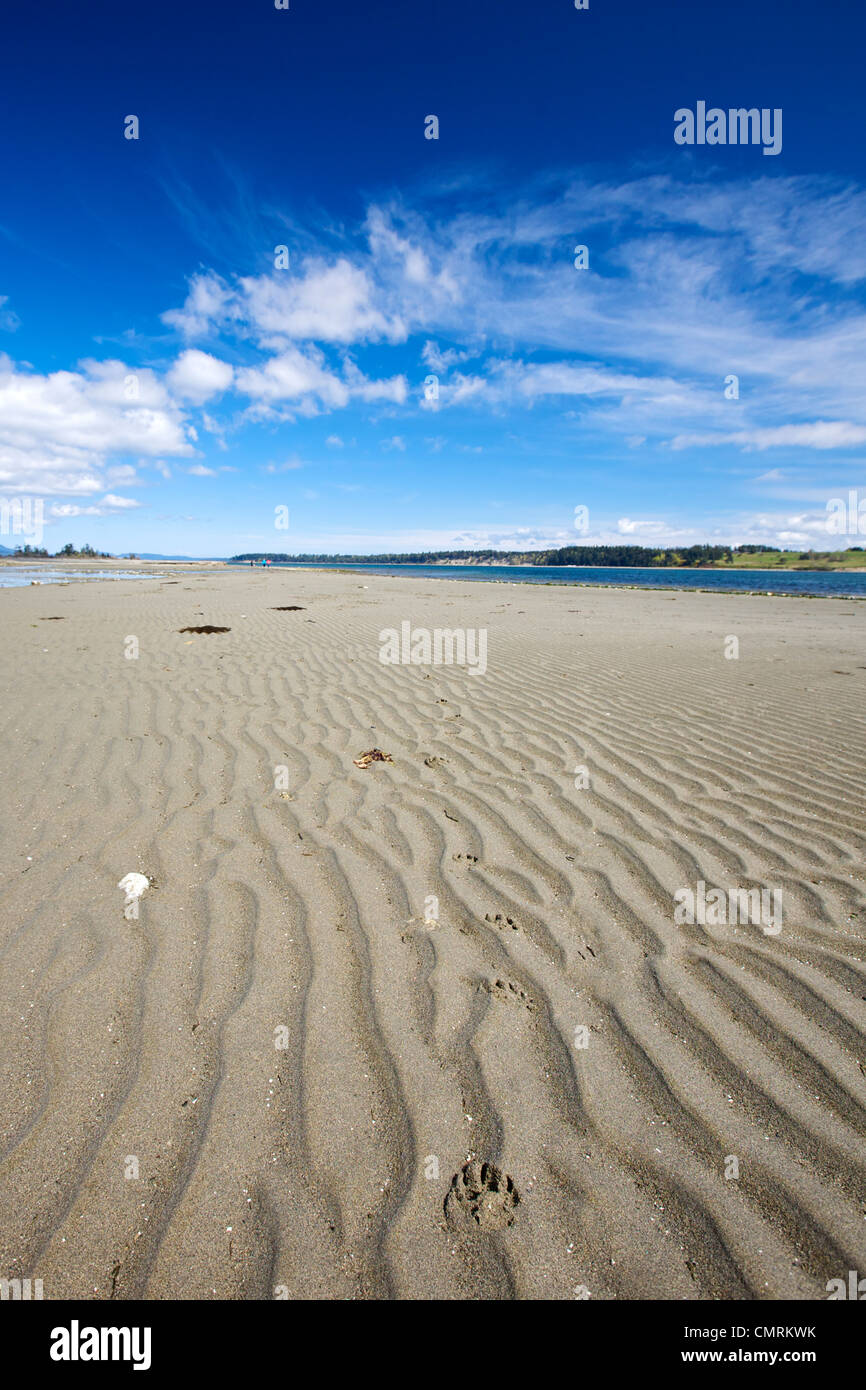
xmin=234 ymin=562 xmax=866 ymax=599
xmin=0 ymin=569 xmax=161 ymax=588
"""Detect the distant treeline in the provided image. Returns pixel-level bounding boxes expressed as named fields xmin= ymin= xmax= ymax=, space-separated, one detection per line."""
xmin=10 ymin=543 xmax=113 ymax=558
xmin=232 ymin=543 xmax=797 ymax=567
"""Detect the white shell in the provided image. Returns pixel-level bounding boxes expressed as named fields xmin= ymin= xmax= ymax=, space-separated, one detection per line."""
xmin=118 ymin=872 xmax=149 ymax=899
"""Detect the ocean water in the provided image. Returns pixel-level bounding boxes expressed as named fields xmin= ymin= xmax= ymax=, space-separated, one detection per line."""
xmin=0 ymin=569 xmax=160 ymax=589
xmin=237 ymin=562 xmax=866 ymax=599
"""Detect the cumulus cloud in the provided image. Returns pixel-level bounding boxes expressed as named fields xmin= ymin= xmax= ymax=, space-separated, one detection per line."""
xmin=235 ymin=344 xmax=405 ymax=414
xmin=167 ymin=349 xmax=233 ymax=404
xmin=164 ymin=258 xmax=405 ymax=349
xmin=161 ymin=272 xmax=236 ymax=339
xmin=235 ymin=345 xmax=350 ymax=408
xmin=0 ymin=355 xmax=194 ymax=495
xmin=48 ymin=494 xmax=141 ymax=518
xmin=239 ymin=258 xmax=403 ymax=345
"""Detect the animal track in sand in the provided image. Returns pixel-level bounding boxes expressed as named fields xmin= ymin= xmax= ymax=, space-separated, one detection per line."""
xmin=482 ymin=978 xmax=536 ymax=1013
xmin=271 ymin=606 xmax=306 ymax=611
xmin=178 ymin=625 xmax=231 ymax=634
xmin=445 ymin=1161 xmax=520 ymax=1230
xmin=485 ymin=912 xmax=518 ymax=931
xmin=452 ymin=852 xmax=478 ymax=863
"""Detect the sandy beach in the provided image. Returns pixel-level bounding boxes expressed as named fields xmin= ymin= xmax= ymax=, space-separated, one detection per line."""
xmin=1 ymin=565 xmax=865 ymax=1301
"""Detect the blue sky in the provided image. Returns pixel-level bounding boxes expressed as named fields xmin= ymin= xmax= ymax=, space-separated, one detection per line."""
xmin=2 ymin=0 xmax=865 ymax=556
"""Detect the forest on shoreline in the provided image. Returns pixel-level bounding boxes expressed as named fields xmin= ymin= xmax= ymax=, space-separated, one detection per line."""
xmin=231 ymin=544 xmax=866 ymax=571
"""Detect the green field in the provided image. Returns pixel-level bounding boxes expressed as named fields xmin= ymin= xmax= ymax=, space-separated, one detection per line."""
xmin=687 ymin=549 xmax=866 ymax=571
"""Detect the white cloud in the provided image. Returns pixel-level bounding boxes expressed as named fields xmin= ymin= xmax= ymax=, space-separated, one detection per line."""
xmin=48 ymin=494 xmax=141 ymax=518
xmin=0 ymin=355 xmax=194 ymax=495
xmin=444 ymin=373 xmax=487 ymax=405
xmin=234 ymin=344 xmax=405 ymax=414
xmin=264 ymin=456 xmax=305 ymax=473
xmin=421 ymin=340 xmax=477 ymax=372
xmin=617 ymin=517 xmax=669 ymax=536
xmin=167 ymin=349 xmax=233 ymax=404
xmin=152 ymin=176 xmax=866 ymax=453
xmin=671 ymin=422 xmax=866 ymax=451
xmin=235 ymin=345 xmax=350 ymax=408
xmin=10 ymin=171 xmax=866 ymax=516
xmin=161 ymin=272 xmax=236 ymax=339
xmin=164 ymin=258 xmax=405 ymax=349
xmin=514 ymin=362 xmax=679 ymax=402
xmin=239 ymin=258 xmax=403 ymax=345
xmin=101 ymin=493 xmax=141 ymax=508
xmin=188 ymin=464 xmax=216 ymax=476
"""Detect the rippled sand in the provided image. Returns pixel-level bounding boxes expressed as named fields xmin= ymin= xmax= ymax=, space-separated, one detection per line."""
xmin=1 ymin=566 xmax=864 ymax=1299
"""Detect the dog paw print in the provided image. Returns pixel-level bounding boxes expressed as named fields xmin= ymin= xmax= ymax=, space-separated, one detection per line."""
xmin=485 ymin=912 xmax=517 ymax=931
xmin=444 ymin=1161 xmax=520 ymax=1231
xmin=484 ymin=978 xmax=536 ymax=1013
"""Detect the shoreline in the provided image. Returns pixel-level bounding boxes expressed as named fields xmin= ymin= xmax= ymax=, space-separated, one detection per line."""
xmin=2 ymin=554 xmax=865 ymax=598
xmin=227 ymin=561 xmax=866 ymax=600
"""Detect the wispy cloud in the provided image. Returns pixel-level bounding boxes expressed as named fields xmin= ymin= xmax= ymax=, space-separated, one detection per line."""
xmin=0 ymin=296 xmax=20 ymax=333
xmin=671 ymin=423 xmax=866 ymax=451
xmin=5 ymin=168 xmax=866 ymax=538
xmin=156 ymin=171 xmax=866 ymax=446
